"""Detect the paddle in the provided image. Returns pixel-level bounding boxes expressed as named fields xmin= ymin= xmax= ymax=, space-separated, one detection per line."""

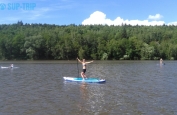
xmin=77 ymin=58 xmax=79 ymax=77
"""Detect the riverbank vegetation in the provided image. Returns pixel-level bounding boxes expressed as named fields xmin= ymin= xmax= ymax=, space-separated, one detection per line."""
xmin=0 ymin=21 xmax=177 ymax=60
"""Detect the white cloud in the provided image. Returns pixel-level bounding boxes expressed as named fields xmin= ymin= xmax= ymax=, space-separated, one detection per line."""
xmin=148 ymin=14 xmax=163 ymax=20
xmin=167 ymin=21 xmax=177 ymax=26
xmin=82 ymin=11 xmax=165 ymax=26
xmin=82 ymin=11 xmax=110 ymax=25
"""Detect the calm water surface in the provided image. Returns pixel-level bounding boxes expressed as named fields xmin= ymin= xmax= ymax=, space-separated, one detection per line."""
xmin=0 ymin=61 xmax=177 ymax=115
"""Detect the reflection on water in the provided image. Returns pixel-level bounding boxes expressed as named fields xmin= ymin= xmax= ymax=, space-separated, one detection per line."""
xmin=78 ymin=83 xmax=88 ymax=112
xmin=63 ymin=81 xmax=106 ymax=115
xmin=80 ymin=83 xmax=88 ymax=100
xmin=0 ymin=61 xmax=177 ymax=115
xmin=79 ymin=83 xmax=105 ymax=115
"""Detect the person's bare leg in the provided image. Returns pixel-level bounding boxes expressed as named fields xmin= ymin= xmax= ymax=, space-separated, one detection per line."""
xmin=81 ymin=72 xmax=85 ymax=79
xmin=83 ymin=73 xmax=87 ymax=79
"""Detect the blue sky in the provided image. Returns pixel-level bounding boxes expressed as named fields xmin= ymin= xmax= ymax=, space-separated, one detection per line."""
xmin=0 ymin=0 xmax=177 ymax=25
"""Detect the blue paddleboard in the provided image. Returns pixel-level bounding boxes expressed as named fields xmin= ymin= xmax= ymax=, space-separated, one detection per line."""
xmin=1 ymin=66 xmax=9 ymax=69
xmin=1 ymin=66 xmax=19 ymax=69
xmin=63 ymin=77 xmax=106 ymax=83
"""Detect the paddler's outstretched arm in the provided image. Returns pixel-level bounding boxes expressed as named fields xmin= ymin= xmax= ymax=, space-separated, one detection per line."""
xmin=86 ymin=60 xmax=93 ymax=64
xmin=77 ymin=57 xmax=82 ymax=63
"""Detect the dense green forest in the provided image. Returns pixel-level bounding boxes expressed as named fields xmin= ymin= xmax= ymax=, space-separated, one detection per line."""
xmin=0 ymin=21 xmax=177 ymax=60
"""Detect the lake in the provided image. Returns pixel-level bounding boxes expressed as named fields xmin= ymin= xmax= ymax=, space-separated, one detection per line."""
xmin=0 ymin=60 xmax=177 ymax=115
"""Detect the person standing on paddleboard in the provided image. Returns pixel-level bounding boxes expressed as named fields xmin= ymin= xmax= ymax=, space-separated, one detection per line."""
xmin=77 ymin=58 xmax=93 ymax=79
xmin=160 ymin=58 xmax=163 ymax=64
xmin=10 ymin=64 xmax=13 ymax=68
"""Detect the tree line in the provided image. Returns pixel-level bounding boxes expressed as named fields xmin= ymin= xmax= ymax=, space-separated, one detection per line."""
xmin=0 ymin=21 xmax=177 ymax=60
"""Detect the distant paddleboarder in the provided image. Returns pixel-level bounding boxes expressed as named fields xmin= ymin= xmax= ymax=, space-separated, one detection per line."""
xmin=10 ymin=64 xmax=13 ymax=68
xmin=160 ymin=58 xmax=163 ymax=64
